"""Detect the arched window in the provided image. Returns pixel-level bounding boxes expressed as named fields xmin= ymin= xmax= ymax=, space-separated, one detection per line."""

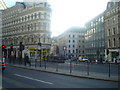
xmin=119 ymin=37 xmax=120 ymax=47
xmin=113 ymin=38 xmax=116 ymax=47
xmin=108 ymin=39 xmax=111 ymax=48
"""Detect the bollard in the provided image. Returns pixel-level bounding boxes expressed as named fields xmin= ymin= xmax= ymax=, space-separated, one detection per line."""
xmin=56 ymin=61 xmax=58 ymax=72
xmin=108 ymin=62 xmax=111 ymax=78
xmin=87 ymin=61 xmax=89 ymax=76
xmin=35 ymin=59 xmax=36 ymax=68
xmin=70 ymin=60 xmax=72 ymax=74
xmin=44 ymin=60 xmax=46 ymax=69
xmin=40 ymin=59 xmax=41 ymax=67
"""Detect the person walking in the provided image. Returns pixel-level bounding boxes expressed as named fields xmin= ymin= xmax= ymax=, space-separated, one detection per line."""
xmin=22 ymin=46 xmax=31 ymax=66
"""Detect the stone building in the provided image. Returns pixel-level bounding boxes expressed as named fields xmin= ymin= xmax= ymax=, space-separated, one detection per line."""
xmin=2 ymin=2 xmax=52 ymax=58
xmin=57 ymin=27 xmax=85 ymax=58
xmin=104 ymin=1 xmax=120 ymax=62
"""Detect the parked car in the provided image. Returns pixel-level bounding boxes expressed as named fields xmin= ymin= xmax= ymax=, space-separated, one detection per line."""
xmin=47 ymin=56 xmax=65 ymax=63
xmin=115 ymin=59 xmax=120 ymax=64
xmin=79 ymin=57 xmax=89 ymax=62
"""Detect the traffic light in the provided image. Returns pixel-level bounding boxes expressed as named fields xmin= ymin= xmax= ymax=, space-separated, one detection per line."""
xmin=19 ymin=42 xmax=24 ymax=51
xmin=10 ymin=44 xmax=13 ymax=51
xmin=106 ymin=49 xmax=109 ymax=55
xmin=2 ymin=45 xmax=5 ymax=51
xmin=38 ymin=43 xmax=41 ymax=46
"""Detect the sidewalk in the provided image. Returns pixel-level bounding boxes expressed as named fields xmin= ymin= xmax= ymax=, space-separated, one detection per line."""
xmin=7 ymin=62 xmax=119 ymax=82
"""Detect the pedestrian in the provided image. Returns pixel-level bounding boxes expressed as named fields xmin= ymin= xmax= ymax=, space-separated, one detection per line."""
xmin=24 ymin=53 xmax=31 ymax=66
xmin=22 ymin=46 xmax=31 ymax=66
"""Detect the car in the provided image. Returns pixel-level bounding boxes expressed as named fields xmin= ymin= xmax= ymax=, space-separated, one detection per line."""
xmin=115 ymin=59 xmax=120 ymax=64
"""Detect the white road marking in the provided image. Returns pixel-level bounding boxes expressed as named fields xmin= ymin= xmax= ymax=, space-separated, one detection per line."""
xmin=14 ymin=74 xmax=53 ymax=85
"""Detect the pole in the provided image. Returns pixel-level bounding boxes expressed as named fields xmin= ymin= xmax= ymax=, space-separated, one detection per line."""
xmin=70 ymin=59 xmax=72 ymax=74
xmin=39 ymin=50 xmax=41 ymax=67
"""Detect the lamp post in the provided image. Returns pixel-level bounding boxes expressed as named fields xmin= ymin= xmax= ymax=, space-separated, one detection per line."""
xmin=38 ymin=39 xmax=41 ymax=67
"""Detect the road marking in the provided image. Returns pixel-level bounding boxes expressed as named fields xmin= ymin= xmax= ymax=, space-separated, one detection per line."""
xmin=14 ymin=74 xmax=53 ymax=85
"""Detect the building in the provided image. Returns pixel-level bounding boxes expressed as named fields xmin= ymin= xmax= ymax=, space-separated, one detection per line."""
xmin=0 ymin=0 xmax=7 ymax=57
xmin=104 ymin=1 xmax=120 ymax=62
xmin=57 ymin=27 xmax=85 ymax=58
xmin=2 ymin=2 xmax=52 ymax=58
xmin=0 ymin=0 xmax=7 ymax=10
xmin=84 ymin=12 xmax=105 ymax=62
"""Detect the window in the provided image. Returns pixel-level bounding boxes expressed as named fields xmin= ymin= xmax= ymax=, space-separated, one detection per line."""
xmin=69 ymin=50 xmax=71 ymax=53
xmin=73 ymin=45 xmax=75 ymax=48
xmin=79 ymin=50 xmax=81 ymax=53
xmin=113 ymin=38 xmax=116 ymax=47
xmin=73 ymin=35 xmax=74 ymax=38
xmin=69 ymin=45 xmax=70 ymax=48
xmin=69 ymin=40 xmax=70 ymax=43
xmin=76 ymin=49 xmax=78 ymax=53
xmin=28 ymin=15 xmax=30 ymax=20
xmin=39 ymin=12 xmax=41 ymax=19
xmin=73 ymin=40 xmax=75 ymax=43
xmin=31 ymin=14 xmax=33 ymax=19
xmin=108 ymin=29 xmax=110 ymax=36
xmin=119 ymin=37 xmax=120 ymax=47
xmin=69 ymin=35 xmax=70 ymax=37
xmin=73 ymin=50 xmax=75 ymax=53
xmin=108 ymin=39 xmax=111 ymax=48
xmin=108 ymin=20 xmax=109 ymax=25
xmin=113 ymin=28 xmax=115 ymax=35
xmin=82 ymin=50 xmax=84 ymax=53
xmin=35 ymin=13 xmax=37 ymax=19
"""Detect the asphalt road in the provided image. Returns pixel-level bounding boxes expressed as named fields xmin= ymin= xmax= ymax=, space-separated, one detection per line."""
xmin=2 ymin=65 xmax=118 ymax=88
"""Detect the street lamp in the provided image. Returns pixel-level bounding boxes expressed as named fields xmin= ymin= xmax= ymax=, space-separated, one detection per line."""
xmin=38 ymin=42 xmax=41 ymax=67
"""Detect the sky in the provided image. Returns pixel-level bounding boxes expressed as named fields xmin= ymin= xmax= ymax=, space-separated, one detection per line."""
xmin=3 ymin=0 xmax=110 ymax=37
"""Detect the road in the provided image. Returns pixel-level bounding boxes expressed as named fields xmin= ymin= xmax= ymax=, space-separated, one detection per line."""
xmin=7 ymin=58 xmax=119 ymax=76
xmin=2 ymin=65 xmax=118 ymax=88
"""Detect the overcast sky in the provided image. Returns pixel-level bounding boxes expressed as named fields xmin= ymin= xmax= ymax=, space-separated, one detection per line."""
xmin=4 ymin=0 xmax=110 ymax=37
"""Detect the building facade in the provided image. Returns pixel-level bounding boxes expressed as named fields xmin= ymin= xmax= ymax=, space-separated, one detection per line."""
xmin=2 ymin=2 xmax=52 ymax=57
xmin=0 ymin=0 xmax=7 ymax=10
xmin=104 ymin=1 xmax=120 ymax=62
xmin=0 ymin=0 xmax=7 ymax=57
xmin=85 ymin=13 xmax=105 ymax=62
xmin=57 ymin=27 xmax=85 ymax=58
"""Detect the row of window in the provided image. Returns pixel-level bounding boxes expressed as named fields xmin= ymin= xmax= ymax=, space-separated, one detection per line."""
xmin=68 ymin=45 xmax=84 ymax=48
xmin=105 ymin=6 xmax=119 ymax=17
xmin=3 ymin=37 xmax=50 ymax=45
xmin=2 ymin=22 xmax=49 ymax=35
xmin=106 ymin=16 xmax=118 ymax=26
xmin=108 ymin=37 xmax=120 ymax=48
xmin=68 ymin=35 xmax=84 ymax=38
xmin=86 ymin=16 xmax=104 ymax=28
xmin=68 ymin=50 xmax=84 ymax=54
xmin=85 ymin=41 xmax=104 ymax=48
xmin=107 ymin=27 xmax=119 ymax=36
xmin=85 ymin=49 xmax=105 ymax=54
xmin=68 ymin=40 xmax=84 ymax=43
xmin=2 ymin=12 xmax=50 ymax=27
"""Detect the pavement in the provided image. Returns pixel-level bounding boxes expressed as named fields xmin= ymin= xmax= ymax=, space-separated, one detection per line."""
xmin=6 ymin=62 xmax=119 ymax=82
